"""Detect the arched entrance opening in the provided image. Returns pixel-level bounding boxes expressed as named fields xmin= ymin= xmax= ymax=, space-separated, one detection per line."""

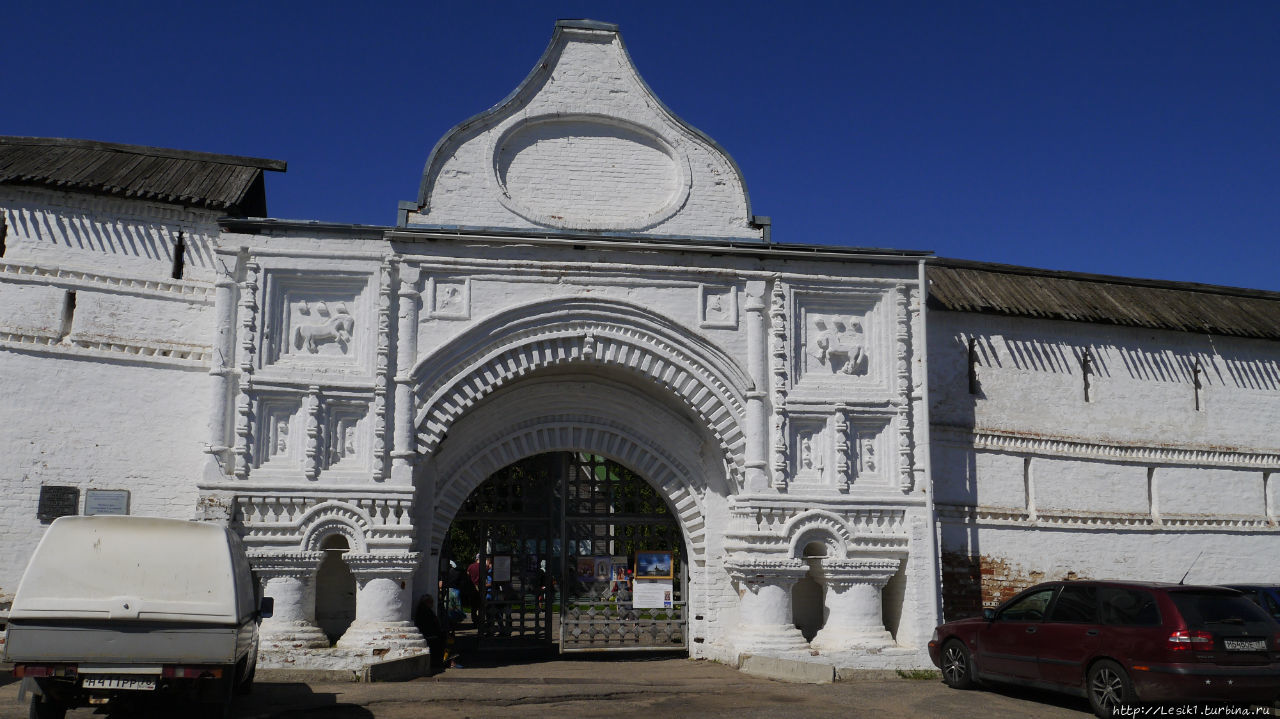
xmin=440 ymin=451 xmax=688 ymax=655
xmin=792 ymin=541 xmax=827 ymax=642
xmin=315 ymin=534 xmax=357 ymax=644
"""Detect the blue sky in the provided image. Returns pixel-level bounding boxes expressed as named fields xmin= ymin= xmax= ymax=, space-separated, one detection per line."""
xmin=8 ymin=2 xmax=1280 ymax=291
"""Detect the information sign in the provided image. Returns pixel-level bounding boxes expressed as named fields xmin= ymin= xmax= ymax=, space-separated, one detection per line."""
xmin=85 ymin=489 xmax=130 ymax=516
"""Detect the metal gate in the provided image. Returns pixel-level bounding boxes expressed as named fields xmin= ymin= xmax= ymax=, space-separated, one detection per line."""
xmin=441 ymin=452 xmax=686 ymax=653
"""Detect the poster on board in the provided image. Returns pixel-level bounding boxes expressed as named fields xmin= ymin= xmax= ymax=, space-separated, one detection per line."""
xmin=577 ymin=557 xmax=597 ymax=583
xmin=594 ymin=556 xmax=612 ymax=582
xmin=633 ymin=579 xmax=673 ymax=609
xmin=492 ymin=555 xmax=512 ymax=583
xmin=635 ymin=551 xmax=673 ymax=579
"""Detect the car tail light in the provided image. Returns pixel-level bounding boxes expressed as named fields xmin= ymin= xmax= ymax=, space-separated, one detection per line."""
xmin=1168 ymin=630 xmax=1214 ymax=651
xmin=161 ymin=665 xmax=223 ymax=679
xmin=14 ymin=664 xmax=77 ymax=678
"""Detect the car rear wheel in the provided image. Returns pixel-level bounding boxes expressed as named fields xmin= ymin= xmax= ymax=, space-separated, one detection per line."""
xmin=940 ymin=639 xmax=976 ymax=690
xmin=1087 ymin=659 xmax=1133 ymax=718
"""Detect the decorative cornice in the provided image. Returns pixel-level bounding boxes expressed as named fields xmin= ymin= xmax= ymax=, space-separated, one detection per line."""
xmin=247 ymin=550 xmax=325 ymax=577
xmin=342 ymin=552 xmax=420 ymax=576
xmin=0 ymin=329 xmax=209 ymax=369
xmin=935 ymin=502 xmax=1278 ymax=532
xmin=934 ymin=425 xmax=1280 ymax=470
xmin=822 ymin=558 xmax=903 ymax=588
xmin=725 ymin=556 xmax=808 ymax=583
xmin=0 ymin=259 xmax=215 ymax=303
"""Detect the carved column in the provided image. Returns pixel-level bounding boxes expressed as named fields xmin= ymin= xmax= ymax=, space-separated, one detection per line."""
xmin=336 ymin=553 xmax=427 ymax=654
xmin=810 ymin=558 xmax=902 ymax=651
xmin=726 ymin=556 xmax=810 ymax=654
xmin=203 ymin=253 xmax=239 ymax=482
xmin=743 ymin=290 xmax=769 ymax=492
xmin=391 ymin=265 xmax=420 ymax=485
xmin=249 ymin=551 xmax=329 ymax=649
xmin=769 ymin=282 xmax=790 ymax=489
xmin=232 ymin=261 xmax=260 ymax=480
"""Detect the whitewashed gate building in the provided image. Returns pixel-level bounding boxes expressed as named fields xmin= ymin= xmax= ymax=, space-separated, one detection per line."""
xmin=1 ymin=19 xmax=1277 ymax=674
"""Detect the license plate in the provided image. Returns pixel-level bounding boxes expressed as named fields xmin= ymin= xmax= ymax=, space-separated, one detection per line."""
xmin=1223 ymin=638 xmax=1266 ymax=652
xmin=82 ymin=676 xmax=158 ymax=691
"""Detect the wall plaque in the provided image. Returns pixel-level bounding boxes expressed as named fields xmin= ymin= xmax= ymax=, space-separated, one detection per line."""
xmin=37 ymin=485 xmax=79 ymax=523
xmin=84 ymin=489 xmax=130 ymax=516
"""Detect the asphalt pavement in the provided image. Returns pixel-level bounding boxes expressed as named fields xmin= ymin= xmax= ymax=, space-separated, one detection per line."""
xmin=0 ymin=654 xmax=1109 ymax=719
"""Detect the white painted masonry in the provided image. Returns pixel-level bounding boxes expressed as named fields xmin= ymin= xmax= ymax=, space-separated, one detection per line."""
xmin=929 ymin=308 xmax=1280 ymax=614
xmin=2 ymin=19 xmax=1277 ymax=677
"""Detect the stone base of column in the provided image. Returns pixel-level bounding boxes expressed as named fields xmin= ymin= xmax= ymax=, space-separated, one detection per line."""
xmin=810 ymin=625 xmax=894 ymax=651
xmin=735 ymin=623 xmax=812 ymax=654
xmin=259 ymin=621 xmax=331 ymax=650
xmin=335 ymin=620 xmax=427 ymax=653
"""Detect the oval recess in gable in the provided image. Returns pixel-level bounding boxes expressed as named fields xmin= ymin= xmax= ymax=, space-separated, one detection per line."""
xmin=493 ymin=115 xmax=690 ymax=231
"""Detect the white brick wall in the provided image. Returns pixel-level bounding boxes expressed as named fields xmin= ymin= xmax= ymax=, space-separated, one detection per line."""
xmin=930 ymin=309 xmax=1280 ymax=615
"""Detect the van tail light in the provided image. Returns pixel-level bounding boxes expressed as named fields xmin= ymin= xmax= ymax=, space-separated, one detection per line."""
xmin=161 ymin=666 xmax=223 ymax=679
xmin=13 ymin=664 xmax=77 ymax=678
xmin=1168 ymin=630 xmax=1214 ymax=651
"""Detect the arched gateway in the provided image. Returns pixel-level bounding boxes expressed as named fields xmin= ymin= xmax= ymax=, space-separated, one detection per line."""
xmin=210 ymin=19 xmax=937 ymax=673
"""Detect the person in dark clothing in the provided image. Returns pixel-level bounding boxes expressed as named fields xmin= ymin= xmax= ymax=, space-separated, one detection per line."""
xmin=413 ymin=594 xmax=447 ymax=672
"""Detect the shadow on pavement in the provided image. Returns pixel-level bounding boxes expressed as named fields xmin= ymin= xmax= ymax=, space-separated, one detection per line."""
xmin=977 ymin=679 xmax=1092 ymax=715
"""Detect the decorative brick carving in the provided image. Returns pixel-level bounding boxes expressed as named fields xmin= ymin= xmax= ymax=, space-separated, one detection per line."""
xmin=769 ymin=282 xmax=789 ymax=486
xmin=700 ymin=284 xmax=738 ymax=329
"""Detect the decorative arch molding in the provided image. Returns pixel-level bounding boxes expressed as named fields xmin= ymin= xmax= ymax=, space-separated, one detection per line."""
xmin=298 ymin=500 xmax=371 ymax=553
xmin=784 ymin=510 xmax=854 ymax=559
xmin=412 ymin=298 xmax=751 ymax=465
xmin=428 ymin=413 xmax=709 ymax=562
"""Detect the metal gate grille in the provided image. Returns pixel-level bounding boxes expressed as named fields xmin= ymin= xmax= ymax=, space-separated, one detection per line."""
xmin=442 ymin=452 xmax=686 ymax=653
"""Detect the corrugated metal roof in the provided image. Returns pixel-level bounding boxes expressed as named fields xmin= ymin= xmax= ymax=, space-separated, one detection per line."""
xmin=928 ymin=259 xmax=1280 ymax=341
xmin=0 ymin=136 xmax=286 ymax=215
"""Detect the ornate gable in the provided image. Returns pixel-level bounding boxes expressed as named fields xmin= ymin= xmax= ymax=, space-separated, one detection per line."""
xmin=403 ymin=19 xmax=762 ymax=241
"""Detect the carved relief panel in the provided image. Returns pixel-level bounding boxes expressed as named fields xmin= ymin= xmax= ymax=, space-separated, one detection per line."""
xmin=789 ymin=287 xmax=896 ymax=398
xmin=426 ymin=276 xmax=470 ymax=320
xmin=251 ymin=394 xmax=305 ymax=472
xmin=257 ymin=271 xmax=376 ymax=374
xmin=699 ymin=284 xmax=738 ymax=329
xmin=789 ymin=415 xmax=832 ymax=488
xmin=847 ymin=414 xmax=894 ymax=490
xmin=323 ymin=399 xmax=371 ymax=473
xmin=247 ymin=390 xmax=373 ymax=479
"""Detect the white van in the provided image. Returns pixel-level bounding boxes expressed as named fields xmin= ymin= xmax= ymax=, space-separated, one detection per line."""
xmin=4 ymin=516 xmax=271 ymax=719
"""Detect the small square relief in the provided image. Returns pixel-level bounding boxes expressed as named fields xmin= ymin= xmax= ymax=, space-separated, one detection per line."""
xmin=254 ymin=397 xmax=304 ymax=471
xmin=699 ymin=284 xmax=737 ymax=329
xmin=323 ymin=401 xmax=370 ymax=473
xmin=790 ymin=417 xmax=832 ymax=487
xmin=427 ymin=277 xmax=470 ymax=320
xmin=848 ymin=416 xmax=892 ymax=489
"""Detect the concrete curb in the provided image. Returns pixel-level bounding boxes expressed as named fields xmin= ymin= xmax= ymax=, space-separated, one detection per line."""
xmin=738 ymin=654 xmax=834 ymax=684
xmin=258 ymin=654 xmax=431 ymax=683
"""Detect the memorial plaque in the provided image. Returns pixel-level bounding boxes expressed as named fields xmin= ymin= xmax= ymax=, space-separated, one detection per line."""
xmin=37 ymin=485 xmax=79 ymax=523
xmin=84 ymin=489 xmax=130 ymax=516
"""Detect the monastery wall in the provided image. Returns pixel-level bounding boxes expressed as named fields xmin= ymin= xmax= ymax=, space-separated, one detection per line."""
xmin=0 ymin=188 xmax=217 ymax=607
xmin=929 ymin=309 xmax=1280 ymax=618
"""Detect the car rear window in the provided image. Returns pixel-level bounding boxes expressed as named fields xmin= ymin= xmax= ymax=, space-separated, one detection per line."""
xmin=1048 ymin=585 xmax=1098 ymax=623
xmin=1099 ymin=587 xmax=1160 ymax=626
xmin=1169 ymin=592 xmax=1273 ymax=630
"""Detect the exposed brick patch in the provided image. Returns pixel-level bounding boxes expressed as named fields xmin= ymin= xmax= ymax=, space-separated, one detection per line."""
xmin=941 ymin=551 xmax=1087 ymax=621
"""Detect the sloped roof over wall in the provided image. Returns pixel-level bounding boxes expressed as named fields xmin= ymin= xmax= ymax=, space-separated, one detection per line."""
xmin=928 ymin=258 xmax=1280 ymax=341
xmin=0 ymin=136 xmax=286 ymax=216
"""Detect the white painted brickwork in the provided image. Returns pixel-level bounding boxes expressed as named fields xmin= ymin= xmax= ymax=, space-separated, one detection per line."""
xmin=929 ymin=309 xmax=1280 ymax=614
xmin=407 ymin=23 xmax=760 ymax=241
xmin=4 ymin=20 xmax=1277 ymax=677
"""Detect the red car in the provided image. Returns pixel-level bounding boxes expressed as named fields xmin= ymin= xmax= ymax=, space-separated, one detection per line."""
xmin=928 ymin=581 xmax=1280 ymax=717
